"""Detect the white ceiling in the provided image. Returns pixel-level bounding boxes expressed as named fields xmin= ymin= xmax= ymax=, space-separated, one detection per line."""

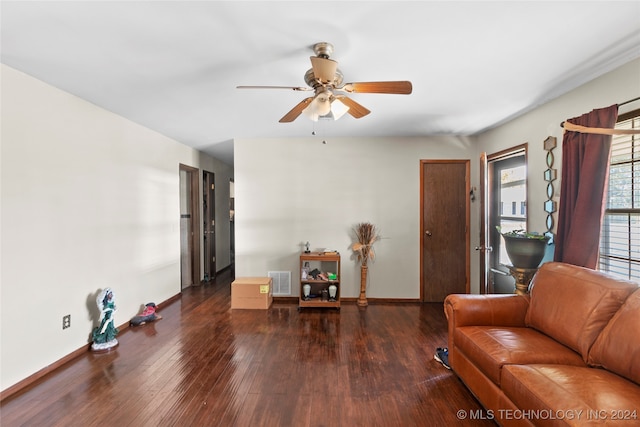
xmin=2 ymin=1 xmax=640 ymax=165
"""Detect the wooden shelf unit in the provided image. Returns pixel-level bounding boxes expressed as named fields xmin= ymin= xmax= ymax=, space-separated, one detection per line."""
xmin=299 ymin=252 xmax=340 ymax=310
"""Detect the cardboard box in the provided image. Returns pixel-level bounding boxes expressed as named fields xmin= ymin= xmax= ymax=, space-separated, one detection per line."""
xmin=231 ymin=277 xmax=273 ymax=309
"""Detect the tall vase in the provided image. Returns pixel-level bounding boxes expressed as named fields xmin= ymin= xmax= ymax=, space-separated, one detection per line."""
xmin=357 ymin=265 xmax=368 ymax=307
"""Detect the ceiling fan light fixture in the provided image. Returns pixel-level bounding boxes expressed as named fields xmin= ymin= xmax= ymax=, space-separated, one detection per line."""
xmin=302 ymin=90 xmax=332 ymax=121
xmin=328 ymin=98 xmax=350 ymax=120
xmin=302 ymin=94 xmax=350 ymax=122
xmin=303 ymin=110 xmax=320 ymax=122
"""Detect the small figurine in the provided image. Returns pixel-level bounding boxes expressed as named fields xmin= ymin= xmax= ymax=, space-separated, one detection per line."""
xmin=304 ymin=241 xmax=311 ymax=253
xmin=329 ymin=284 xmax=337 ymax=301
xmin=302 ymin=261 xmax=310 ymax=279
xmin=309 ymin=268 xmax=322 ymax=279
xmin=130 ymin=302 xmax=162 ymax=326
xmin=91 ymin=288 xmax=119 ymax=351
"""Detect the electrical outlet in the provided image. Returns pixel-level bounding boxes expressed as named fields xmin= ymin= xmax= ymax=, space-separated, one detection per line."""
xmin=62 ymin=314 xmax=71 ymax=329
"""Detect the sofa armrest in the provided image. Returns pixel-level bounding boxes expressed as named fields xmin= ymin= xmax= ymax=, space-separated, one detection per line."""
xmin=444 ymin=294 xmax=530 ymax=328
xmin=444 ymin=295 xmax=530 ymax=370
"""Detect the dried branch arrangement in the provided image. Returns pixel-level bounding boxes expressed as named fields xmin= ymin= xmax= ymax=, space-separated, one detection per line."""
xmin=351 ymin=222 xmax=380 ymax=267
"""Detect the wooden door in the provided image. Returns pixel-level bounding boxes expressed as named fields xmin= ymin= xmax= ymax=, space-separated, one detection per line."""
xmin=179 ymin=164 xmax=201 ymax=290
xmin=203 ymin=170 xmax=216 ymax=281
xmin=420 ymin=160 xmax=470 ymax=302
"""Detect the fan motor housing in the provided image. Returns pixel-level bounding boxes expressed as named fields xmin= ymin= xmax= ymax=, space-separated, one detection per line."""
xmin=304 ymin=68 xmax=343 ymax=89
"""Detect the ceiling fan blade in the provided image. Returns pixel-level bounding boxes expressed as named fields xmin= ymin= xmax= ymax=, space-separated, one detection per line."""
xmin=335 ymin=96 xmax=371 ymax=119
xmin=279 ymin=97 xmax=314 ymax=123
xmin=340 ymin=81 xmax=413 ymax=94
xmin=237 ymin=85 xmax=312 ymax=91
xmin=310 ymin=56 xmax=338 ymax=84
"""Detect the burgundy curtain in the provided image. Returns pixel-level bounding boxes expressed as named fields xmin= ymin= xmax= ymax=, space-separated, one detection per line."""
xmin=554 ymin=105 xmax=618 ymax=268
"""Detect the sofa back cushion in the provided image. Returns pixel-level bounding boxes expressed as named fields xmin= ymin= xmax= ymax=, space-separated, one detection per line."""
xmin=588 ymin=288 xmax=640 ymax=385
xmin=525 ymin=262 xmax=638 ymax=361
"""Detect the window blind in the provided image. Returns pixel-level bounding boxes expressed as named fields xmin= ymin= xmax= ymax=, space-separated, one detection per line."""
xmin=599 ymin=110 xmax=640 ymax=280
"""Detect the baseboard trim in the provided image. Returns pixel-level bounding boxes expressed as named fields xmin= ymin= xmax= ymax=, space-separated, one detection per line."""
xmin=195 ymin=265 xmax=233 ymax=285
xmin=0 ymin=292 xmax=182 ymax=402
xmin=273 ymin=296 xmax=423 ymax=304
xmin=1 ymin=291 xmax=421 ymax=401
xmin=216 ymin=264 xmax=232 ymax=275
xmin=340 ymin=297 xmax=423 ymax=304
xmin=0 ymin=342 xmax=91 ymax=402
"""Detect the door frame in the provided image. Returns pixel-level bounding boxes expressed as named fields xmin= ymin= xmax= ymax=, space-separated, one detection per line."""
xmin=203 ymin=169 xmax=216 ymax=281
xmin=229 ymin=179 xmax=235 ymax=273
xmin=419 ymin=159 xmax=471 ymax=301
xmin=479 ymin=152 xmax=489 ymax=294
xmin=479 ymin=144 xmax=528 ymax=294
xmin=179 ymin=163 xmax=201 ymax=289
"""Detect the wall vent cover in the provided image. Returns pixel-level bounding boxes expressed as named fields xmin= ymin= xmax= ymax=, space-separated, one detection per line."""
xmin=268 ymin=271 xmax=291 ymax=296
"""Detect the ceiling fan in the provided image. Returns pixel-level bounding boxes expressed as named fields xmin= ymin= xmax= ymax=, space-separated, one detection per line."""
xmin=237 ymin=42 xmax=412 ymax=123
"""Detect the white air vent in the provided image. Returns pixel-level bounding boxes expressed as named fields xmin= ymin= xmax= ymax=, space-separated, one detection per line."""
xmin=268 ymin=271 xmax=291 ymax=296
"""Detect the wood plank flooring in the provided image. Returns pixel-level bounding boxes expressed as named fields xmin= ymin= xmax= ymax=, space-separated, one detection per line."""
xmin=1 ymin=270 xmax=494 ymax=426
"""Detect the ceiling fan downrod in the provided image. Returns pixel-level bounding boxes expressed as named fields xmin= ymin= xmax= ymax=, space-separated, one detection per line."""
xmin=312 ymin=42 xmax=334 ymax=59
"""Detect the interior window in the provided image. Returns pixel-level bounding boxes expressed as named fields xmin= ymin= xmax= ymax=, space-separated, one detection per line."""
xmin=599 ymin=109 xmax=640 ymax=280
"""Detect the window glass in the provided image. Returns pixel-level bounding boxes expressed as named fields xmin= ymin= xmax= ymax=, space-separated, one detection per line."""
xmin=498 ymin=164 xmax=527 ymax=265
xmin=599 ymin=110 xmax=640 ymax=280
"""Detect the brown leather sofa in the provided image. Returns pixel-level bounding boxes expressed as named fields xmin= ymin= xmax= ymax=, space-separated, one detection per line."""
xmin=444 ymin=262 xmax=640 ymax=427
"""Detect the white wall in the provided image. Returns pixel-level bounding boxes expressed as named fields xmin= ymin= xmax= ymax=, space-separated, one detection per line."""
xmin=234 ymin=135 xmax=480 ymax=300
xmin=0 ymin=64 xmax=233 ymax=392
xmin=234 ymin=58 xmax=640 ymax=302
xmin=476 ymin=58 xmax=640 ymax=236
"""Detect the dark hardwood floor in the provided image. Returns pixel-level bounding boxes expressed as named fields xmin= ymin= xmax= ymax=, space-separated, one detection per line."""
xmin=1 ymin=270 xmax=494 ymax=426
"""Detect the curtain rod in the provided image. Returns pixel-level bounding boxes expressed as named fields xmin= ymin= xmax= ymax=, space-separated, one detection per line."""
xmin=560 ymin=97 xmax=640 ymax=128
xmin=619 ymin=96 xmax=640 ymax=107
xmin=562 ymin=122 xmax=640 ymax=135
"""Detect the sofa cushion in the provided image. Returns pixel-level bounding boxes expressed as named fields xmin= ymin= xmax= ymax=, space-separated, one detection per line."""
xmin=525 ymin=262 xmax=638 ymax=361
xmin=454 ymin=326 xmax=585 ymax=386
xmin=588 ymin=288 xmax=640 ymax=385
xmin=502 ymin=364 xmax=640 ymax=426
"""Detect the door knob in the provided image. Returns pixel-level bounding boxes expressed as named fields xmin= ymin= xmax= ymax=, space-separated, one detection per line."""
xmin=425 ymin=230 xmax=432 ymax=237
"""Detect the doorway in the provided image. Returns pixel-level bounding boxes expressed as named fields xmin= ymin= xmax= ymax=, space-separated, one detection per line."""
xmin=179 ymin=164 xmax=201 ymax=290
xmin=420 ymin=160 xmax=470 ymax=302
xmin=480 ymin=145 xmax=527 ymax=294
xmin=229 ymin=179 xmax=235 ymax=275
xmin=203 ymin=170 xmax=216 ymax=282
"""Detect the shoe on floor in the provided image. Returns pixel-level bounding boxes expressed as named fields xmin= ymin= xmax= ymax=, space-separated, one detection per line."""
xmin=434 ymin=347 xmax=450 ymax=370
